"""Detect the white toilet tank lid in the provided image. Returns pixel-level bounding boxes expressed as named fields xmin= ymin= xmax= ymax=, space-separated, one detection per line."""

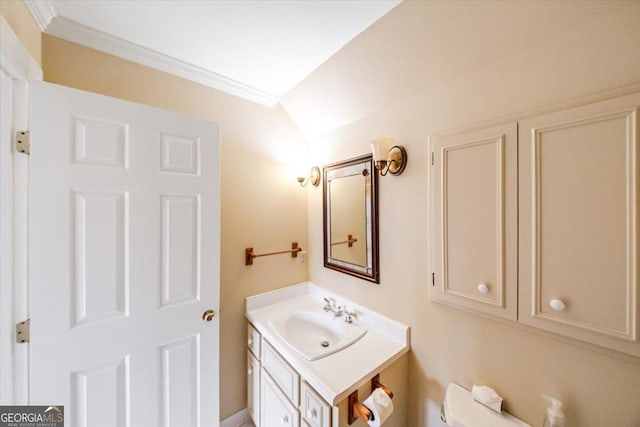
xmin=443 ymin=383 xmax=531 ymax=427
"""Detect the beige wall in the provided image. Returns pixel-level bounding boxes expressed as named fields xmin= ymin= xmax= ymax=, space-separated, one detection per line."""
xmin=0 ymin=0 xmax=41 ymax=65
xmin=9 ymin=0 xmax=640 ymax=424
xmin=41 ymin=35 xmax=309 ymax=419
xmin=282 ymin=1 xmax=640 ymax=426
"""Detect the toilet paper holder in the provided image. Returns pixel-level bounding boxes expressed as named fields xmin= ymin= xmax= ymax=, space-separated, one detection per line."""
xmin=348 ymin=373 xmax=394 ymax=424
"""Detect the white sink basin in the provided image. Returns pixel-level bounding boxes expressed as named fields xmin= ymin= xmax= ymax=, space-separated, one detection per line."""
xmin=270 ymin=309 xmax=367 ymax=361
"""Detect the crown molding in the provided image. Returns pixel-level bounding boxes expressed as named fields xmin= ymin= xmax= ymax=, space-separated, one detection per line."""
xmin=0 ymin=16 xmax=43 ymax=80
xmin=43 ymin=16 xmax=279 ymax=107
xmin=24 ymin=0 xmax=57 ymax=31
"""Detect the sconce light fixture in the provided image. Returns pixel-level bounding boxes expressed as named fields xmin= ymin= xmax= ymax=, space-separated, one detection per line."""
xmin=370 ymin=138 xmax=407 ymax=176
xmin=297 ymin=166 xmax=321 ymax=187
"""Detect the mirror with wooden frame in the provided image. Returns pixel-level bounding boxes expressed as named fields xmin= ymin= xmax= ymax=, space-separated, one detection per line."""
xmin=323 ymin=154 xmax=379 ymax=283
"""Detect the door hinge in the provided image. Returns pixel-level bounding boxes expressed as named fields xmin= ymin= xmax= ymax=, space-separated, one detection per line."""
xmin=431 ymin=152 xmax=434 ymax=166
xmin=15 ymin=130 xmax=30 ymax=155
xmin=16 ymin=319 xmax=30 ymax=343
xmin=432 ymin=272 xmax=435 ymax=286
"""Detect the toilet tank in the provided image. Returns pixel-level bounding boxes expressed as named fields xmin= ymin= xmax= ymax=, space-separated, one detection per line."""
xmin=442 ymin=383 xmax=531 ymax=427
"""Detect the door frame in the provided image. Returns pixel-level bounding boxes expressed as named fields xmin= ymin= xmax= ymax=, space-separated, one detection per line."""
xmin=0 ymin=15 xmax=42 ymax=404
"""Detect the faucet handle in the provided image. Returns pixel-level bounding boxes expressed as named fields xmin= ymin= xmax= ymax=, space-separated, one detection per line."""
xmin=323 ymin=297 xmax=333 ymax=311
xmin=344 ymin=311 xmax=357 ymax=323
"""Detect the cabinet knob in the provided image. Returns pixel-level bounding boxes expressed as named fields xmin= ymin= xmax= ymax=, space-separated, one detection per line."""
xmin=306 ymin=408 xmax=317 ymax=419
xmin=247 ymin=368 xmax=253 ymax=375
xmin=550 ymin=299 xmax=566 ymax=311
xmin=248 ymin=337 xmax=253 ymax=346
xmin=477 ymin=283 xmax=489 ymax=294
xmin=281 ymin=415 xmax=289 ymax=424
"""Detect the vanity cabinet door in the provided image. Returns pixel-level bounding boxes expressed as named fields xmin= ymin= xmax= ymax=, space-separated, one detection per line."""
xmin=519 ymin=93 xmax=640 ymax=357
xmin=261 ymin=369 xmax=300 ymax=427
xmin=247 ymin=351 xmax=260 ymax=426
xmin=430 ymin=122 xmax=518 ymax=320
xmin=301 ymin=382 xmax=331 ymax=427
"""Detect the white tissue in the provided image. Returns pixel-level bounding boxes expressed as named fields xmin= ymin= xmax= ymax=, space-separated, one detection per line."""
xmin=471 ymin=385 xmax=503 ymax=413
xmin=363 ymin=388 xmax=394 ymax=427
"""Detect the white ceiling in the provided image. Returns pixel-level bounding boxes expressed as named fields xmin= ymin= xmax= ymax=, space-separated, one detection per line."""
xmin=29 ymin=0 xmax=400 ymax=106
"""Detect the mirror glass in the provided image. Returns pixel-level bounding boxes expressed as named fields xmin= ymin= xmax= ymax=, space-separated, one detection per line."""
xmin=323 ymin=154 xmax=379 ymax=283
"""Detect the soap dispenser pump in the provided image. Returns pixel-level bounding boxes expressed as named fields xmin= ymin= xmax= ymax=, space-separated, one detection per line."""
xmin=542 ymin=394 xmax=565 ymax=427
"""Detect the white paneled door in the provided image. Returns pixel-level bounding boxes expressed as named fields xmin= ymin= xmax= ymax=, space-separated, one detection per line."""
xmin=28 ymin=82 xmax=220 ymax=427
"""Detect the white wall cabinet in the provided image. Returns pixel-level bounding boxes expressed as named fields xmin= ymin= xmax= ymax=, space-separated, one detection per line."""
xmin=430 ymin=122 xmax=518 ymax=321
xmin=518 ymin=93 xmax=640 ymax=357
xmin=430 ymin=92 xmax=640 ymax=358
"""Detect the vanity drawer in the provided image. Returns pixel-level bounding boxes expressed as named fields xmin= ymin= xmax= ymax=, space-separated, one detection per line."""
xmin=301 ymin=381 xmax=331 ymax=427
xmin=262 ymin=339 xmax=300 ymax=405
xmin=248 ymin=323 xmax=261 ymax=358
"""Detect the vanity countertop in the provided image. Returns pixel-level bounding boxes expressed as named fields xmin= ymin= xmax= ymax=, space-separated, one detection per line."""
xmin=245 ymin=281 xmax=410 ymax=405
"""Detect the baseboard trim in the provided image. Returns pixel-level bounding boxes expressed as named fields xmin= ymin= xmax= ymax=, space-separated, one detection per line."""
xmin=220 ymin=408 xmax=252 ymax=427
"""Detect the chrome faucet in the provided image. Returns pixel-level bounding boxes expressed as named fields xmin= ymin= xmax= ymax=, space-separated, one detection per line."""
xmin=323 ymin=297 xmax=343 ymax=317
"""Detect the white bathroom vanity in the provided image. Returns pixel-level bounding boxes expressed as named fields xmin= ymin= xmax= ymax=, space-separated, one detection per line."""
xmin=245 ymin=282 xmax=410 ymax=427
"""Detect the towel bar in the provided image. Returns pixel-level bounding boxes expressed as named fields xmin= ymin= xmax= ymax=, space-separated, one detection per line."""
xmin=245 ymin=242 xmax=301 ymax=265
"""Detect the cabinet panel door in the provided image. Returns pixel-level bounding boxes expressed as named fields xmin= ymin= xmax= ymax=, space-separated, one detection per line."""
xmin=247 ymin=352 xmax=260 ymax=427
xmin=430 ymin=122 xmax=518 ymax=320
xmin=519 ymin=93 xmax=640 ymax=356
xmin=301 ymin=382 xmax=331 ymax=427
xmin=260 ymin=369 xmax=300 ymax=427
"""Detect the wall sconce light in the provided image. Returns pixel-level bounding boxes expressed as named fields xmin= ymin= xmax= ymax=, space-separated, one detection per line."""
xmin=370 ymin=138 xmax=407 ymax=176
xmin=297 ymin=166 xmax=321 ymax=187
